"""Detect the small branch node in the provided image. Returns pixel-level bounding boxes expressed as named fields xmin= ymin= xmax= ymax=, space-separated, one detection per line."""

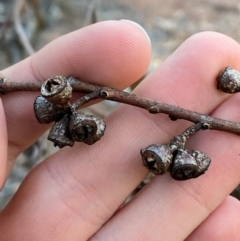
xmin=169 ymin=115 xmax=178 ymax=121
xmin=148 ymin=106 xmax=158 ymax=114
xmin=100 ymin=90 xmax=109 ymax=99
xmin=201 ymin=123 xmax=210 ymax=130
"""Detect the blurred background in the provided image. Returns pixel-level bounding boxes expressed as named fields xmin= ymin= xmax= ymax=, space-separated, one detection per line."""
xmin=0 ymin=0 xmax=240 ymax=209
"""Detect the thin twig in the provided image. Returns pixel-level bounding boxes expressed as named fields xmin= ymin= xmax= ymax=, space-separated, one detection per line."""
xmin=13 ymin=0 xmax=35 ymax=55
xmin=0 ymin=19 xmax=12 ymax=43
xmin=29 ymin=0 xmax=45 ymax=29
xmin=0 ymin=76 xmax=240 ymax=135
xmin=98 ymin=87 xmax=240 ymax=134
xmin=70 ymin=91 xmax=100 ymax=111
xmin=82 ymin=0 xmax=98 ymax=27
xmin=0 ymin=78 xmax=41 ymax=94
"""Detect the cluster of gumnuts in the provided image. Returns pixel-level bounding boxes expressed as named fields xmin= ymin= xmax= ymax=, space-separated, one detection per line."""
xmin=140 ymin=123 xmax=211 ymax=180
xmin=34 ymin=76 xmax=105 ymax=148
xmin=34 ymin=76 xmax=211 ymax=181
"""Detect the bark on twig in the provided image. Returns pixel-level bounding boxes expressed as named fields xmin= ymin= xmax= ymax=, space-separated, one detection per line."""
xmin=0 ymin=75 xmax=240 ymax=135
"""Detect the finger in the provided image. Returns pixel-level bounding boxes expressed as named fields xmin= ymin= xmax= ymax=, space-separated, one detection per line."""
xmin=186 ymin=196 xmax=240 ymax=241
xmin=0 ymin=32 xmax=239 ymax=241
xmin=90 ymin=60 xmax=240 ymax=240
xmin=88 ymin=32 xmax=240 ymax=240
xmin=0 ymin=20 xmax=151 ymax=162
xmin=90 ymin=94 xmax=240 ymax=241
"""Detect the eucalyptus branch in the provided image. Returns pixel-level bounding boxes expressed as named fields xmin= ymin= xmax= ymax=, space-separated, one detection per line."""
xmin=1 ymin=74 xmax=240 ymax=135
xmin=1 ymin=67 xmax=239 ymax=181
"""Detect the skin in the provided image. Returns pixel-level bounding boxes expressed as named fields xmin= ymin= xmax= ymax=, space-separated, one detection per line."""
xmin=0 ymin=20 xmax=240 ymax=240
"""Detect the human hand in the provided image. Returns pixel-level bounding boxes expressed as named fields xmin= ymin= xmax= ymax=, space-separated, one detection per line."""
xmin=0 ymin=20 xmax=240 ymax=240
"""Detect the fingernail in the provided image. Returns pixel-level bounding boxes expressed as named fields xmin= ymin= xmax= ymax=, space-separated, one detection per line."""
xmin=120 ymin=19 xmax=151 ymax=46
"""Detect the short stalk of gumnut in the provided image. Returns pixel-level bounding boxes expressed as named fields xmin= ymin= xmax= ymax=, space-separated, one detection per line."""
xmin=169 ymin=122 xmax=203 ymax=151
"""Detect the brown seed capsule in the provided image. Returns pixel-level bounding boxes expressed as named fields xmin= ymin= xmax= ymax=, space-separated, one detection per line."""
xmin=190 ymin=150 xmax=211 ymax=177
xmin=69 ymin=111 xmax=106 ymax=145
xmin=48 ymin=114 xmax=75 ymax=148
xmin=34 ymin=96 xmax=65 ymax=124
xmin=41 ymin=76 xmax=72 ymax=106
xmin=141 ymin=144 xmax=173 ymax=175
xmin=170 ymin=149 xmax=198 ymax=180
xmin=170 ymin=149 xmax=211 ymax=181
xmin=217 ymin=67 xmax=240 ymax=93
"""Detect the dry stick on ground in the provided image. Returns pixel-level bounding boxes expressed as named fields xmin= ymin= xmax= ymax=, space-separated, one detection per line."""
xmin=82 ymin=0 xmax=98 ymax=27
xmin=13 ymin=0 xmax=35 ymax=55
xmin=0 ymin=75 xmax=239 ymax=135
xmin=30 ymin=0 xmax=45 ymax=29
